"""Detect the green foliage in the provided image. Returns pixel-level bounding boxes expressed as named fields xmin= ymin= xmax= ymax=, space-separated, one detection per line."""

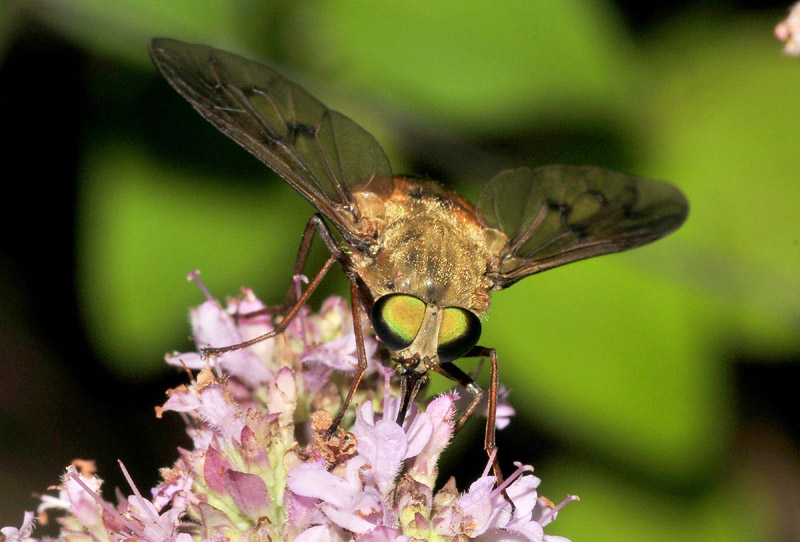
xmin=639 ymin=15 xmax=800 ymax=355
xmin=78 ymin=144 xmax=312 ymax=376
xmin=290 ymin=0 xmax=637 ymax=130
xmin=540 ymin=456 xmax=772 ymax=542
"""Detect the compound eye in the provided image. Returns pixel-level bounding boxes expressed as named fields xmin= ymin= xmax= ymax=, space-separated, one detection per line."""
xmin=437 ymin=307 xmax=482 ymax=363
xmin=372 ymin=294 xmax=426 ymax=352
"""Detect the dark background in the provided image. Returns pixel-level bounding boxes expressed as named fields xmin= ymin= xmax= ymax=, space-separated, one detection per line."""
xmin=2 ymin=1 xmax=799 ymax=540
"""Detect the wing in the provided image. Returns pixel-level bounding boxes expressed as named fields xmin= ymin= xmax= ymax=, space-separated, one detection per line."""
xmin=477 ymin=165 xmax=689 ymax=289
xmin=149 ymin=38 xmax=393 ymax=249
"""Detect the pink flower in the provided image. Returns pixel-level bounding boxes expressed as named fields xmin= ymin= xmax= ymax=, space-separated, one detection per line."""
xmin=286 ymin=373 xmax=454 ymax=538
xmin=358 ymin=526 xmax=410 ymax=542
xmin=1 ymin=512 xmax=35 ymax=542
xmin=166 ymin=274 xmax=273 ymax=388
xmin=14 ymin=279 xmax=574 ymax=542
xmin=293 ymin=524 xmax=341 ymax=542
xmin=34 ymin=460 xmax=188 ymax=542
xmin=354 ymin=393 xmax=435 ymax=495
xmin=458 ymin=456 xmax=579 ymax=542
xmin=158 ymin=369 xmax=246 ymax=445
xmin=776 ymin=2 xmax=800 ymax=55
xmin=407 ymin=393 xmax=456 ymax=486
xmin=288 ymin=457 xmax=385 ymax=533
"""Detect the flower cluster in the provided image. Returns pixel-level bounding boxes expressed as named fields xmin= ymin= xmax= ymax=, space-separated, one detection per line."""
xmin=776 ymin=1 xmax=800 ymax=55
xmin=2 ymin=273 xmax=576 ymax=542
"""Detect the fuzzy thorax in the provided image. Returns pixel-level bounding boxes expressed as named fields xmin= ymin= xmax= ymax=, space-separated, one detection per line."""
xmin=353 ymin=177 xmax=501 ymax=316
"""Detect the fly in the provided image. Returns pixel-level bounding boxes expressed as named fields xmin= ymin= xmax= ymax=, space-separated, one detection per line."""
xmin=150 ymin=38 xmax=689 ymax=478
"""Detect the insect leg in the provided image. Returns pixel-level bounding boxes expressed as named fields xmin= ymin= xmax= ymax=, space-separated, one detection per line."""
xmin=234 ymin=214 xmax=339 ymax=322
xmin=283 ymin=214 xmax=332 ymax=307
xmin=461 ymin=346 xmax=503 ymax=484
xmin=201 ymin=254 xmax=339 ymax=357
xmin=327 ymin=275 xmax=370 ymax=433
xmin=432 ymin=362 xmax=484 ymax=433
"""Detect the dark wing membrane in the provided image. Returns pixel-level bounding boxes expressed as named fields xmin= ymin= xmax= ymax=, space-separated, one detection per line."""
xmin=149 ymin=38 xmax=393 ymax=247
xmin=477 ymin=166 xmax=688 ymax=288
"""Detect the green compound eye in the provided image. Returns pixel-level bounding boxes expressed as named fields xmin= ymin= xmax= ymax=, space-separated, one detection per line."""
xmin=372 ymin=294 xmax=426 ymax=351
xmin=437 ymin=307 xmax=482 ymax=363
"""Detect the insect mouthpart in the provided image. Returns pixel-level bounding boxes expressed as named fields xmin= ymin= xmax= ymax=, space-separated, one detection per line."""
xmin=394 ymin=364 xmax=430 ymax=425
xmin=393 ymin=352 xmax=435 ymax=373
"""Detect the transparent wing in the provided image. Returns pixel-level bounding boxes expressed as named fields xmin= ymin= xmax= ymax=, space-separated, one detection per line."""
xmin=477 ymin=165 xmax=689 ymax=288
xmin=149 ymin=38 xmax=393 ymax=248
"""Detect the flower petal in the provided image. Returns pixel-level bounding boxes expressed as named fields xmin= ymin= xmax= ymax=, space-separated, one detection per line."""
xmin=294 ymin=524 xmax=341 ymax=542
xmin=222 ymin=470 xmax=271 ymax=521
xmin=198 ymin=502 xmax=237 ymax=541
xmin=268 ymin=367 xmax=297 ymax=427
xmin=286 ymin=462 xmax=361 ymax=507
xmin=320 ymin=503 xmax=376 ymax=534
xmin=408 ymin=394 xmax=455 ymax=487
xmin=403 ymin=411 xmax=433 ymax=460
xmin=0 ymin=511 xmax=35 ymax=542
xmin=284 ymin=490 xmax=318 ymax=532
xmin=359 ymin=526 xmax=411 ymax=542
xmin=239 ymin=425 xmax=270 ymax=473
xmin=190 ymin=301 xmax=272 ymax=387
xmin=354 ymin=417 xmax=407 ymax=496
xmin=203 ymin=447 xmax=231 ymax=494
xmin=64 ymin=467 xmax=104 ymax=529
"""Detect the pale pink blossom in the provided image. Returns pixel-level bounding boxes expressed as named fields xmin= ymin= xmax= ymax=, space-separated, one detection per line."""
xmin=1 ymin=512 xmax=35 ymax=542
xmin=7 ymin=281 xmax=574 ymax=542
xmin=776 ymin=2 xmax=800 ymax=55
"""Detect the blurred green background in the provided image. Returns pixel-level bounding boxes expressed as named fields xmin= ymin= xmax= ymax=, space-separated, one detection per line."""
xmin=1 ymin=1 xmax=799 ymax=540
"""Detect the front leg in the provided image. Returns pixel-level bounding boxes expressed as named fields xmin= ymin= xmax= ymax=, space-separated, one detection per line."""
xmin=434 ymin=346 xmax=502 ymax=483
xmin=327 ymin=275 xmax=372 ymax=434
xmin=433 ymin=361 xmax=483 ymax=433
xmin=201 ymin=256 xmax=338 ymax=357
xmin=233 ymin=213 xmax=344 ymax=323
xmin=283 ymin=213 xmax=344 ymax=307
xmin=202 ymin=214 xmax=347 ymax=357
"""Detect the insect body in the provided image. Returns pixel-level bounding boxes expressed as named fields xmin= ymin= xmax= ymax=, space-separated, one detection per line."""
xmin=150 ymin=38 xmax=689 ymax=475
